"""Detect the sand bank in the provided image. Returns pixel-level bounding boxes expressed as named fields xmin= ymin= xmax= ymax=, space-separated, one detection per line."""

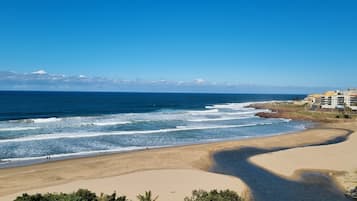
xmin=250 ymin=122 xmax=357 ymax=190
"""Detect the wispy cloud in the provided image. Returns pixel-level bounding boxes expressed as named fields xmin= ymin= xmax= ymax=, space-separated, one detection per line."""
xmin=0 ymin=70 xmax=332 ymax=94
xmin=31 ymin=69 xmax=47 ymax=75
xmin=194 ymin=78 xmax=206 ymax=84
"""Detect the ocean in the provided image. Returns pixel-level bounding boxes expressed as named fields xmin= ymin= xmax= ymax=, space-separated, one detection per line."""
xmin=0 ymin=91 xmax=308 ymax=167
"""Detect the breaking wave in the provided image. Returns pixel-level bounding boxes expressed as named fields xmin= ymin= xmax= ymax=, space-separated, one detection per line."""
xmin=0 ymin=127 xmax=40 ymax=132
xmin=0 ymin=123 xmax=273 ymax=143
xmin=0 ymin=99 xmax=307 ymax=165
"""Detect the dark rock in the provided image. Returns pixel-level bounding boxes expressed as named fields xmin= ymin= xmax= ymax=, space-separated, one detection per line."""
xmin=345 ymin=187 xmax=357 ymax=199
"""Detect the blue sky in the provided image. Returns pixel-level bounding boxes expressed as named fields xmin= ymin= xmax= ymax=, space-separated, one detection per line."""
xmin=0 ymin=0 xmax=356 ymax=93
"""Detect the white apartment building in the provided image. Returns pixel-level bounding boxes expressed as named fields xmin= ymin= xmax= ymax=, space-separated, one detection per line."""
xmin=320 ymin=89 xmax=357 ymax=111
xmin=345 ymin=89 xmax=357 ymax=111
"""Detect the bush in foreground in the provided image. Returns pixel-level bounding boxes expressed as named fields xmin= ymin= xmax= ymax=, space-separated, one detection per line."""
xmin=14 ymin=189 xmax=128 ymax=201
xmin=14 ymin=189 xmax=244 ymax=201
xmin=184 ymin=189 xmax=244 ymax=201
xmin=136 ymin=191 xmax=158 ymax=201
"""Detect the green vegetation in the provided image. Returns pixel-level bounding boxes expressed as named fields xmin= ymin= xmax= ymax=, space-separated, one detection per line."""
xmin=14 ymin=189 xmax=128 ymax=201
xmin=184 ymin=189 xmax=244 ymax=201
xmin=136 ymin=191 xmax=158 ymax=201
xmin=14 ymin=189 xmax=244 ymax=201
xmin=252 ymin=102 xmax=357 ymax=122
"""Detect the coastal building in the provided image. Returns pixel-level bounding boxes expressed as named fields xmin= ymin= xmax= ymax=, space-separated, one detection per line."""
xmin=305 ymin=89 xmax=357 ymax=111
xmin=345 ymin=89 xmax=357 ymax=111
xmin=304 ymin=94 xmax=322 ymax=110
xmin=304 ymin=94 xmax=322 ymax=105
xmin=320 ymin=91 xmax=338 ymax=109
xmin=318 ymin=89 xmax=357 ymax=111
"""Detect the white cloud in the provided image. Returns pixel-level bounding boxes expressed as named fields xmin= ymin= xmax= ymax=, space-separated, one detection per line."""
xmin=31 ymin=70 xmax=47 ymax=75
xmin=194 ymin=78 xmax=205 ymax=84
xmin=0 ymin=70 xmax=332 ymax=93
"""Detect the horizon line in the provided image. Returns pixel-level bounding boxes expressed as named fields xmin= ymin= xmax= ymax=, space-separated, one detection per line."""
xmin=0 ymin=89 xmax=308 ymax=95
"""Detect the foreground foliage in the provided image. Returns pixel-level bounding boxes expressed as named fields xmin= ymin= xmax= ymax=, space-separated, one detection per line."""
xmin=184 ymin=189 xmax=244 ymax=201
xmin=136 ymin=191 xmax=158 ymax=201
xmin=14 ymin=189 xmax=244 ymax=201
xmin=14 ymin=189 xmax=128 ymax=201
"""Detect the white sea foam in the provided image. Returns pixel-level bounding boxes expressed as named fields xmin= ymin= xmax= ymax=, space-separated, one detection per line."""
xmin=95 ymin=121 xmax=130 ymax=126
xmin=187 ymin=116 xmax=253 ymax=122
xmin=188 ymin=109 xmax=219 ymax=115
xmin=205 ymin=101 xmax=281 ymax=110
xmin=279 ymin=118 xmax=292 ymax=122
xmin=187 ymin=109 xmax=269 ymax=119
xmin=1 ymin=101 xmax=272 ymax=128
xmin=205 ymin=102 xmax=252 ymax=110
xmin=0 ymin=123 xmax=272 ymax=143
xmin=82 ymin=121 xmax=131 ymax=126
xmin=0 ymin=146 xmax=160 ymax=163
xmin=0 ymin=100 xmax=303 ymax=164
xmin=0 ymin=127 xmax=40 ymax=132
xmin=30 ymin=117 xmax=61 ymax=123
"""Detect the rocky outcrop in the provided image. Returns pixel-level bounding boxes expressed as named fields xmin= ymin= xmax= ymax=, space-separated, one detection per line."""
xmin=249 ymin=102 xmax=338 ymax=123
xmin=345 ymin=186 xmax=357 ymax=199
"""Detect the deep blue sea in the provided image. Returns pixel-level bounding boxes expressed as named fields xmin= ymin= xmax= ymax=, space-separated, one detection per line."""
xmin=0 ymin=91 xmax=308 ymax=166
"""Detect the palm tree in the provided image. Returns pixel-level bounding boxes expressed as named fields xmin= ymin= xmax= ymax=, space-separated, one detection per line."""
xmin=137 ymin=191 xmax=158 ymax=201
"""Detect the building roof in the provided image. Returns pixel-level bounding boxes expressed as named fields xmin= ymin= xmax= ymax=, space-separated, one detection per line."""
xmin=323 ymin=91 xmax=337 ymax=96
xmin=309 ymin=94 xmax=323 ymax=98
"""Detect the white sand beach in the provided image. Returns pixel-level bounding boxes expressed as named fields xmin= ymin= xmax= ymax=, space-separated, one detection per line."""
xmin=0 ymin=169 xmax=246 ymax=201
xmin=0 ymin=122 xmax=355 ymax=201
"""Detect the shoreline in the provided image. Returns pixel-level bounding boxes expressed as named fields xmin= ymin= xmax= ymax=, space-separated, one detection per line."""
xmin=0 ymin=125 xmax=310 ymax=169
xmin=0 ymin=122 xmax=311 ymax=169
xmin=0 ymin=122 xmax=355 ymax=200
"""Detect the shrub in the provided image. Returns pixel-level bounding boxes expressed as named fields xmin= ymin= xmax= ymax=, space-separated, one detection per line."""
xmin=184 ymin=189 xmax=244 ymax=201
xmin=98 ymin=192 xmax=128 ymax=201
xmin=136 ymin=191 xmax=158 ymax=201
xmin=14 ymin=188 xmax=243 ymax=201
xmin=14 ymin=193 xmax=43 ymax=201
xmin=14 ymin=189 xmax=128 ymax=201
xmin=75 ymin=189 xmax=97 ymax=201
